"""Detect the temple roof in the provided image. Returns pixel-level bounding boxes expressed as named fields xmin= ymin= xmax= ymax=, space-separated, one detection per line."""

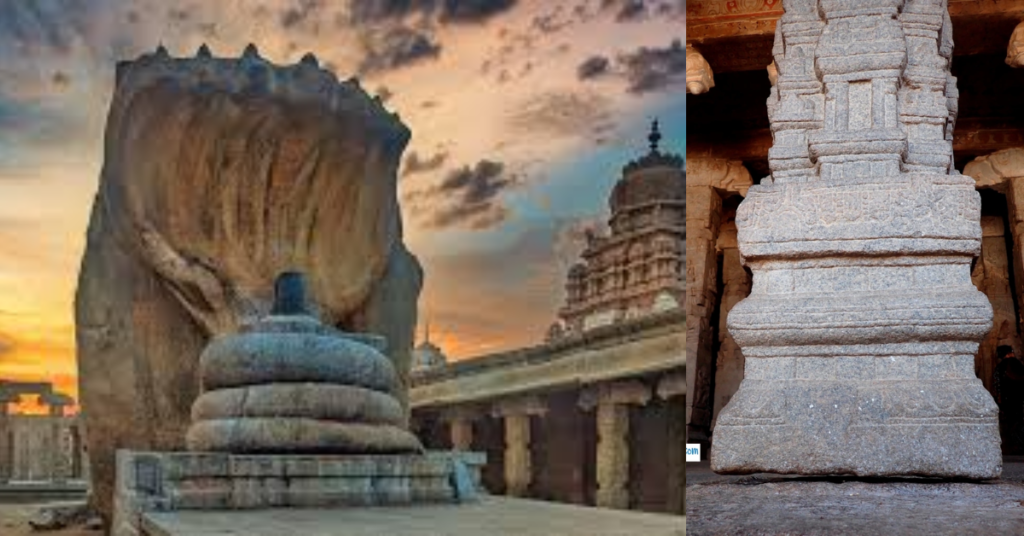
xmin=612 ymin=120 xmax=684 ymax=212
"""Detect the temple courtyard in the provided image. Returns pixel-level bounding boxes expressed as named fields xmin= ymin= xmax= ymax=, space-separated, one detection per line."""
xmin=687 ymin=458 xmax=1024 ymax=535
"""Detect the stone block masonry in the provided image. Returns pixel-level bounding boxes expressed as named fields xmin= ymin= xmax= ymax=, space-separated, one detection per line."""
xmin=111 ymin=451 xmax=485 ymax=536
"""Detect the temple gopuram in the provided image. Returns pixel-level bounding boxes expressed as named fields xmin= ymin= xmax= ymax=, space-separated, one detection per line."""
xmin=409 ymin=124 xmax=685 ymax=515
xmin=686 ymin=0 xmax=1024 ymax=453
xmin=554 ymin=121 xmax=685 ymax=338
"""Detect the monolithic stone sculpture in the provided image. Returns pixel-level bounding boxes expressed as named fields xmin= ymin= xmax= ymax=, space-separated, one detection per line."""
xmin=187 ymin=271 xmax=422 ymax=453
xmin=1007 ymin=21 xmax=1024 ymax=68
xmin=75 ymin=44 xmax=422 ymax=518
xmin=712 ymin=0 xmax=1001 ymax=478
xmin=686 ymin=44 xmax=715 ymax=95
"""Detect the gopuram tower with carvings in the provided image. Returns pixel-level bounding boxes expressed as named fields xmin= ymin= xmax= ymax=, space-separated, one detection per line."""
xmin=553 ymin=121 xmax=685 ymax=338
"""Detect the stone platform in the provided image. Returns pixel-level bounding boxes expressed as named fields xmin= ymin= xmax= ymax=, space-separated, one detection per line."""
xmin=113 ymin=450 xmax=485 ymax=535
xmin=687 ymin=459 xmax=1024 ymax=535
xmin=140 ymin=496 xmax=686 ymax=536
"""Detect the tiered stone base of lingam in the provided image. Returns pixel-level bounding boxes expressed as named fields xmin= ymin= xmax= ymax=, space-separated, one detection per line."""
xmin=112 ymin=272 xmax=484 ymax=535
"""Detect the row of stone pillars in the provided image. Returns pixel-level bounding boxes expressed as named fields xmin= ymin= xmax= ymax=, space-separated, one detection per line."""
xmin=440 ymin=374 xmax=684 ymax=509
xmin=0 ymin=397 xmax=81 ymax=484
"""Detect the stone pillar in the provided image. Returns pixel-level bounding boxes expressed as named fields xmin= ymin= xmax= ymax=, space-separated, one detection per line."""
xmin=970 ymin=216 xmax=1021 ymax=392
xmin=685 ymin=156 xmax=752 ymax=446
xmin=657 ymin=372 xmax=685 ymax=515
xmin=493 ymin=397 xmax=546 ymax=497
xmin=965 ymin=148 xmax=1024 ymax=341
xmin=441 ymin=407 xmax=482 ymax=451
xmin=49 ymin=403 xmax=68 ymax=483
xmin=580 ymin=381 xmax=651 ymax=509
xmin=712 ymin=220 xmax=752 ymax=428
xmin=0 ymin=398 xmax=9 ymax=483
xmin=714 ymin=0 xmax=1000 ymax=478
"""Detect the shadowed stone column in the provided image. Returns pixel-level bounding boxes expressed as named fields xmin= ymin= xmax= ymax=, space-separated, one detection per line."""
xmin=714 ymin=0 xmax=1000 ymax=478
xmin=966 ymin=148 xmax=1024 ymax=342
xmin=712 ymin=220 xmax=752 ymax=429
xmin=685 ymin=156 xmax=752 ymax=447
xmin=657 ymin=373 xmax=685 ymax=514
xmin=970 ymin=216 xmax=1021 ymax=392
xmin=580 ymin=381 xmax=651 ymax=509
xmin=493 ymin=397 xmax=546 ymax=497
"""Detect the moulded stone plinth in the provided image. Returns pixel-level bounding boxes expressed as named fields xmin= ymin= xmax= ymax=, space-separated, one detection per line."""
xmin=112 ymin=450 xmax=486 ymax=535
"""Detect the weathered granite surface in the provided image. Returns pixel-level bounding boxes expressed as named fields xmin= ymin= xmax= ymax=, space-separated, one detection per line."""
xmin=688 ymin=460 xmax=1024 ymax=535
xmin=112 ymin=451 xmax=486 ymax=536
xmin=75 ymin=44 xmax=422 ymax=519
xmin=712 ymin=0 xmax=1001 ymax=478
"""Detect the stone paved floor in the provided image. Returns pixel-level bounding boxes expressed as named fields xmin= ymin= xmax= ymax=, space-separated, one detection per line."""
xmin=143 ymin=497 xmax=686 ymax=536
xmin=687 ymin=458 xmax=1024 ymax=535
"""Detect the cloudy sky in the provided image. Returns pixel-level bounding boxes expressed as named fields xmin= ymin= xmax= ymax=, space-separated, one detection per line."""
xmin=0 ymin=0 xmax=686 ymax=405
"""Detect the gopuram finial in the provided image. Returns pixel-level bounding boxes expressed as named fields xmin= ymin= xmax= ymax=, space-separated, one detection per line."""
xmin=648 ymin=119 xmax=662 ymax=154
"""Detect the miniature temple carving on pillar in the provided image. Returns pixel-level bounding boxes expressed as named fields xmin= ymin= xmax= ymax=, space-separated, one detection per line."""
xmin=686 ymin=44 xmax=715 ymax=94
xmin=713 ymin=0 xmax=1001 ymax=478
xmin=580 ymin=380 xmax=651 ymax=510
xmin=684 ymin=156 xmax=752 ymax=446
xmin=493 ymin=396 xmax=547 ymax=497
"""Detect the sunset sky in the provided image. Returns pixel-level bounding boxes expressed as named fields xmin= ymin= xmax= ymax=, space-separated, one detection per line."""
xmin=0 ymin=0 xmax=687 ymax=406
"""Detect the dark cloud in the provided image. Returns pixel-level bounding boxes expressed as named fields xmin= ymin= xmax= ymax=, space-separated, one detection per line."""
xmin=614 ymin=0 xmax=647 ymax=22
xmin=576 ymin=55 xmax=609 ymax=80
xmin=405 ymin=160 xmax=518 ymax=230
xmin=358 ymin=25 xmax=441 ymax=74
xmin=507 ymin=90 xmax=615 ymax=139
xmin=440 ymin=0 xmax=517 ymax=23
xmin=348 ymin=0 xmax=517 ymax=24
xmin=618 ymin=38 xmax=686 ymax=93
xmin=403 ymin=150 xmax=448 ymax=175
xmin=280 ymin=0 xmax=325 ymax=29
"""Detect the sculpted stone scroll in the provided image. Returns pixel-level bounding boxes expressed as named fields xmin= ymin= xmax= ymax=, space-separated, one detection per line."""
xmin=712 ymin=0 xmax=1001 ymax=478
xmin=75 ymin=44 xmax=423 ymax=519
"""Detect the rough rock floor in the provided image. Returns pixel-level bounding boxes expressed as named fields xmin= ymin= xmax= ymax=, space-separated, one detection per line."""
xmin=687 ymin=458 xmax=1024 ymax=535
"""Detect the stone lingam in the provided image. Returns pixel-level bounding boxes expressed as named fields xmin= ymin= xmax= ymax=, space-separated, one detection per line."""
xmin=112 ymin=272 xmax=483 ymax=534
xmin=186 ymin=272 xmax=422 ymax=454
xmin=711 ymin=0 xmax=1002 ymax=478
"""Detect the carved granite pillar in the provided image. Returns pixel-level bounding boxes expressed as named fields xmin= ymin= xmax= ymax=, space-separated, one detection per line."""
xmin=712 ymin=220 xmax=752 ymax=428
xmin=580 ymin=381 xmax=651 ymax=509
xmin=714 ymin=0 xmax=1001 ymax=478
xmin=493 ymin=397 xmax=546 ymax=497
xmin=685 ymin=157 xmax=753 ymax=445
xmin=966 ymin=148 xmax=1024 ymax=341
